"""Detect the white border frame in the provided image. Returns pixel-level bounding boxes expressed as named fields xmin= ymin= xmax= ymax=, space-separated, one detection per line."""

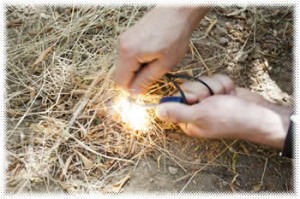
xmin=1 ymin=0 xmax=299 ymax=198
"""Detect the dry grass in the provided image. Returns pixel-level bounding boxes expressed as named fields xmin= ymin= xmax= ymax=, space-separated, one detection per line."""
xmin=5 ymin=5 xmax=171 ymax=193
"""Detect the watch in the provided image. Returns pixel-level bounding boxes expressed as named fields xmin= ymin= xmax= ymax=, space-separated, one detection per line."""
xmin=280 ymin=114 xmax=297 ymax=158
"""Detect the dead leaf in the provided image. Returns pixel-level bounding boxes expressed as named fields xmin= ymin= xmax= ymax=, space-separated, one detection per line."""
xmin=40 ymin=13 xmax=50 ymax=20
xmin=32 ymin=44 xmax=56 ymax=67
xmin=74 ymin=149 xmax=93 ymax=170
xmin=240 ymin=143 xmax=249 ymax=155
xmin=234 ymin=48 xmax=252 ymax=63
xmin=205 ymin=19 xmax=218 ymax=37
xmin=25 ymin=86 xmax=36 ymax=100
xmin=7 ymin=20 xmax=23 ymax=28
xmin=230 ymin=184 xmax=236 ymax=192
xmin=186 ymin=69 xmax=194 ymax=77
xmin=28 ymin=27 xmax=53 ymax=36
xmin=112 ymin=175 xmax=131 ymax=193
xmin=252 ymin=183 xmax=263 ymax=192
xmin=226 ymin=8 xmax=247 ymax=17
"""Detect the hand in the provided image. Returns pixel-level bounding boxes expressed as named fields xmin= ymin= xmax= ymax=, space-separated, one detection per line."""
xmin=114 ymin=7 xmax=210 ymax=95
xmin=156 ymin=74 xmax=291 ymax=149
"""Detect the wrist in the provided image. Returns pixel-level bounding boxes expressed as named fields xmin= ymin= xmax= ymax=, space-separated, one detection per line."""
xmin=179 ymin=7 xmax=211 ymax=33
xmin=152 ymin=6 xmax=210 ymax=33
xmin=253 ymin=105 xmax=291 ymax=149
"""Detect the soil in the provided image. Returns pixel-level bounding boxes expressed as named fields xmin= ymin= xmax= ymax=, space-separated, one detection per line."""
xmin=124 ymin=135 xmax=293 ymax=192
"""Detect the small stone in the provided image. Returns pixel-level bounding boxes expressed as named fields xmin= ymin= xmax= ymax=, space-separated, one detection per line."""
xmin=149 ymin=178 xmax=154 ymax=183
xmin=168 ymin=166 xmax=179 ymax=175
xmin=219 ymin=37 xmax=229 ymax=45
xmin=33 ymin=99 xmax=42 ymax=106
xmin=40 ymin=13 xmax=50 ymax=20
xmin=225 ymin=22 xmax=232 ymax=28
xmin=215 ymin=25 xmax=228 ymax=36
xmin=251 ymin=53 xmax=261 ymax=59
xmin=237 ymin=53 xmax=248 ymax=63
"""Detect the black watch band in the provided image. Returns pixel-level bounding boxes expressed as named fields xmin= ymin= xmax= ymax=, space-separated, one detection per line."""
xmin=281 ymin=115 xmax=296 ymax=158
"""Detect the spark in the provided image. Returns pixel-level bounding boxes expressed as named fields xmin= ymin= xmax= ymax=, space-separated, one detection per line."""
xmin=113 ymin=94 xmax=150 ymax=131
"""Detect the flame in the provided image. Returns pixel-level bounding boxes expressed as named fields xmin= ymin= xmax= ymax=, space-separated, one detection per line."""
xmin=113 ymin=95 xmax=150 ymax=131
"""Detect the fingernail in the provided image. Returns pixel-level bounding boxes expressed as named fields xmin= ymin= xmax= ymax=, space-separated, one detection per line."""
xmin=155 ymin=106 xmax=167 ymax=119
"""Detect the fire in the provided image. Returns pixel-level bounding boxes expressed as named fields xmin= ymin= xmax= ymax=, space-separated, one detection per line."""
xmin=113 ymin=94 xmax=150 ymax=131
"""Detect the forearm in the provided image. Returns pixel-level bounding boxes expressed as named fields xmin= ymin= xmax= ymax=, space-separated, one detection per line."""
xmin=178 ymin=7 xmax=211 ymax=33
xmin=235 ymin=87 xmax=291 ymax=149
xmin=149 ymin=6 xmax=210 ymax=35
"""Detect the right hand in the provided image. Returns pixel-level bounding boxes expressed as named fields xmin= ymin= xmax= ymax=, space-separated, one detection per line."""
xmin=114 ymin=7 xmax=210 ymax=95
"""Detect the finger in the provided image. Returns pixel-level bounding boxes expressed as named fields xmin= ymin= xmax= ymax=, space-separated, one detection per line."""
xmin=180 ymin=74 xmax=236 ymax=100
xmin=179 ymin=123 xmax=205 ymax=138
xmin=198 ymin=75 xmax=235 ymax=95
xmin=130 ymin=60 xmax=169 ymax=94
xmin=173 ymin=91 xmax=199 ymax=104
xmin=114 ymin=54 xmax=140 ymax=90
xmin=155 ymin=103 xmax=197 ymax=123
xmin=180 ymin=81 xmax=212 ymax=100
xmin=213 ymin=74 xmax=236 ymax=95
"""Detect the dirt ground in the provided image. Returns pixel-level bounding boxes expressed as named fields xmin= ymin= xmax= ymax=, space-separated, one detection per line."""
xmin=6 ymin=6 xmax=293 ymax=193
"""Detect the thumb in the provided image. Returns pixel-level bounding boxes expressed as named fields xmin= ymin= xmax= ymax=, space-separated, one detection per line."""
xmin=130 ymin=60 xmax=169 ymax=94
xmin=155 ymin=103 xmax=197 ymax=123
xmin=114 ymin=54 xmax=140 ymax=90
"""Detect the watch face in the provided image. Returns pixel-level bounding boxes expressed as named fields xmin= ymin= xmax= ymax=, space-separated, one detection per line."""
xmin=290 ymin=114 xmax=298 ymax=123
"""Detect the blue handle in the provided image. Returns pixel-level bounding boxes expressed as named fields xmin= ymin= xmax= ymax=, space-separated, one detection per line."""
xmin=159 ymin=96 xmax=185 ymax=104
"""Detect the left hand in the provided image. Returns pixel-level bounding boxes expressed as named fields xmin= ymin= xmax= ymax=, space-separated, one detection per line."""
xmin=155 ymin=74 xmax=290 ymax=149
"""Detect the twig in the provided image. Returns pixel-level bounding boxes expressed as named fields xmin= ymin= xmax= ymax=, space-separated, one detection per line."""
xmin=260 ymin=158 xmax=268 ymax=184
xmin=204 ymin=18 xmax=217 ymax=37
xmin=12 ymin=78 xmax=46 ymax=131
xmin=67 ymin=70 xmax=103 ymax=128
xmin=190 ymin=41 xmax=213 ymax=77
